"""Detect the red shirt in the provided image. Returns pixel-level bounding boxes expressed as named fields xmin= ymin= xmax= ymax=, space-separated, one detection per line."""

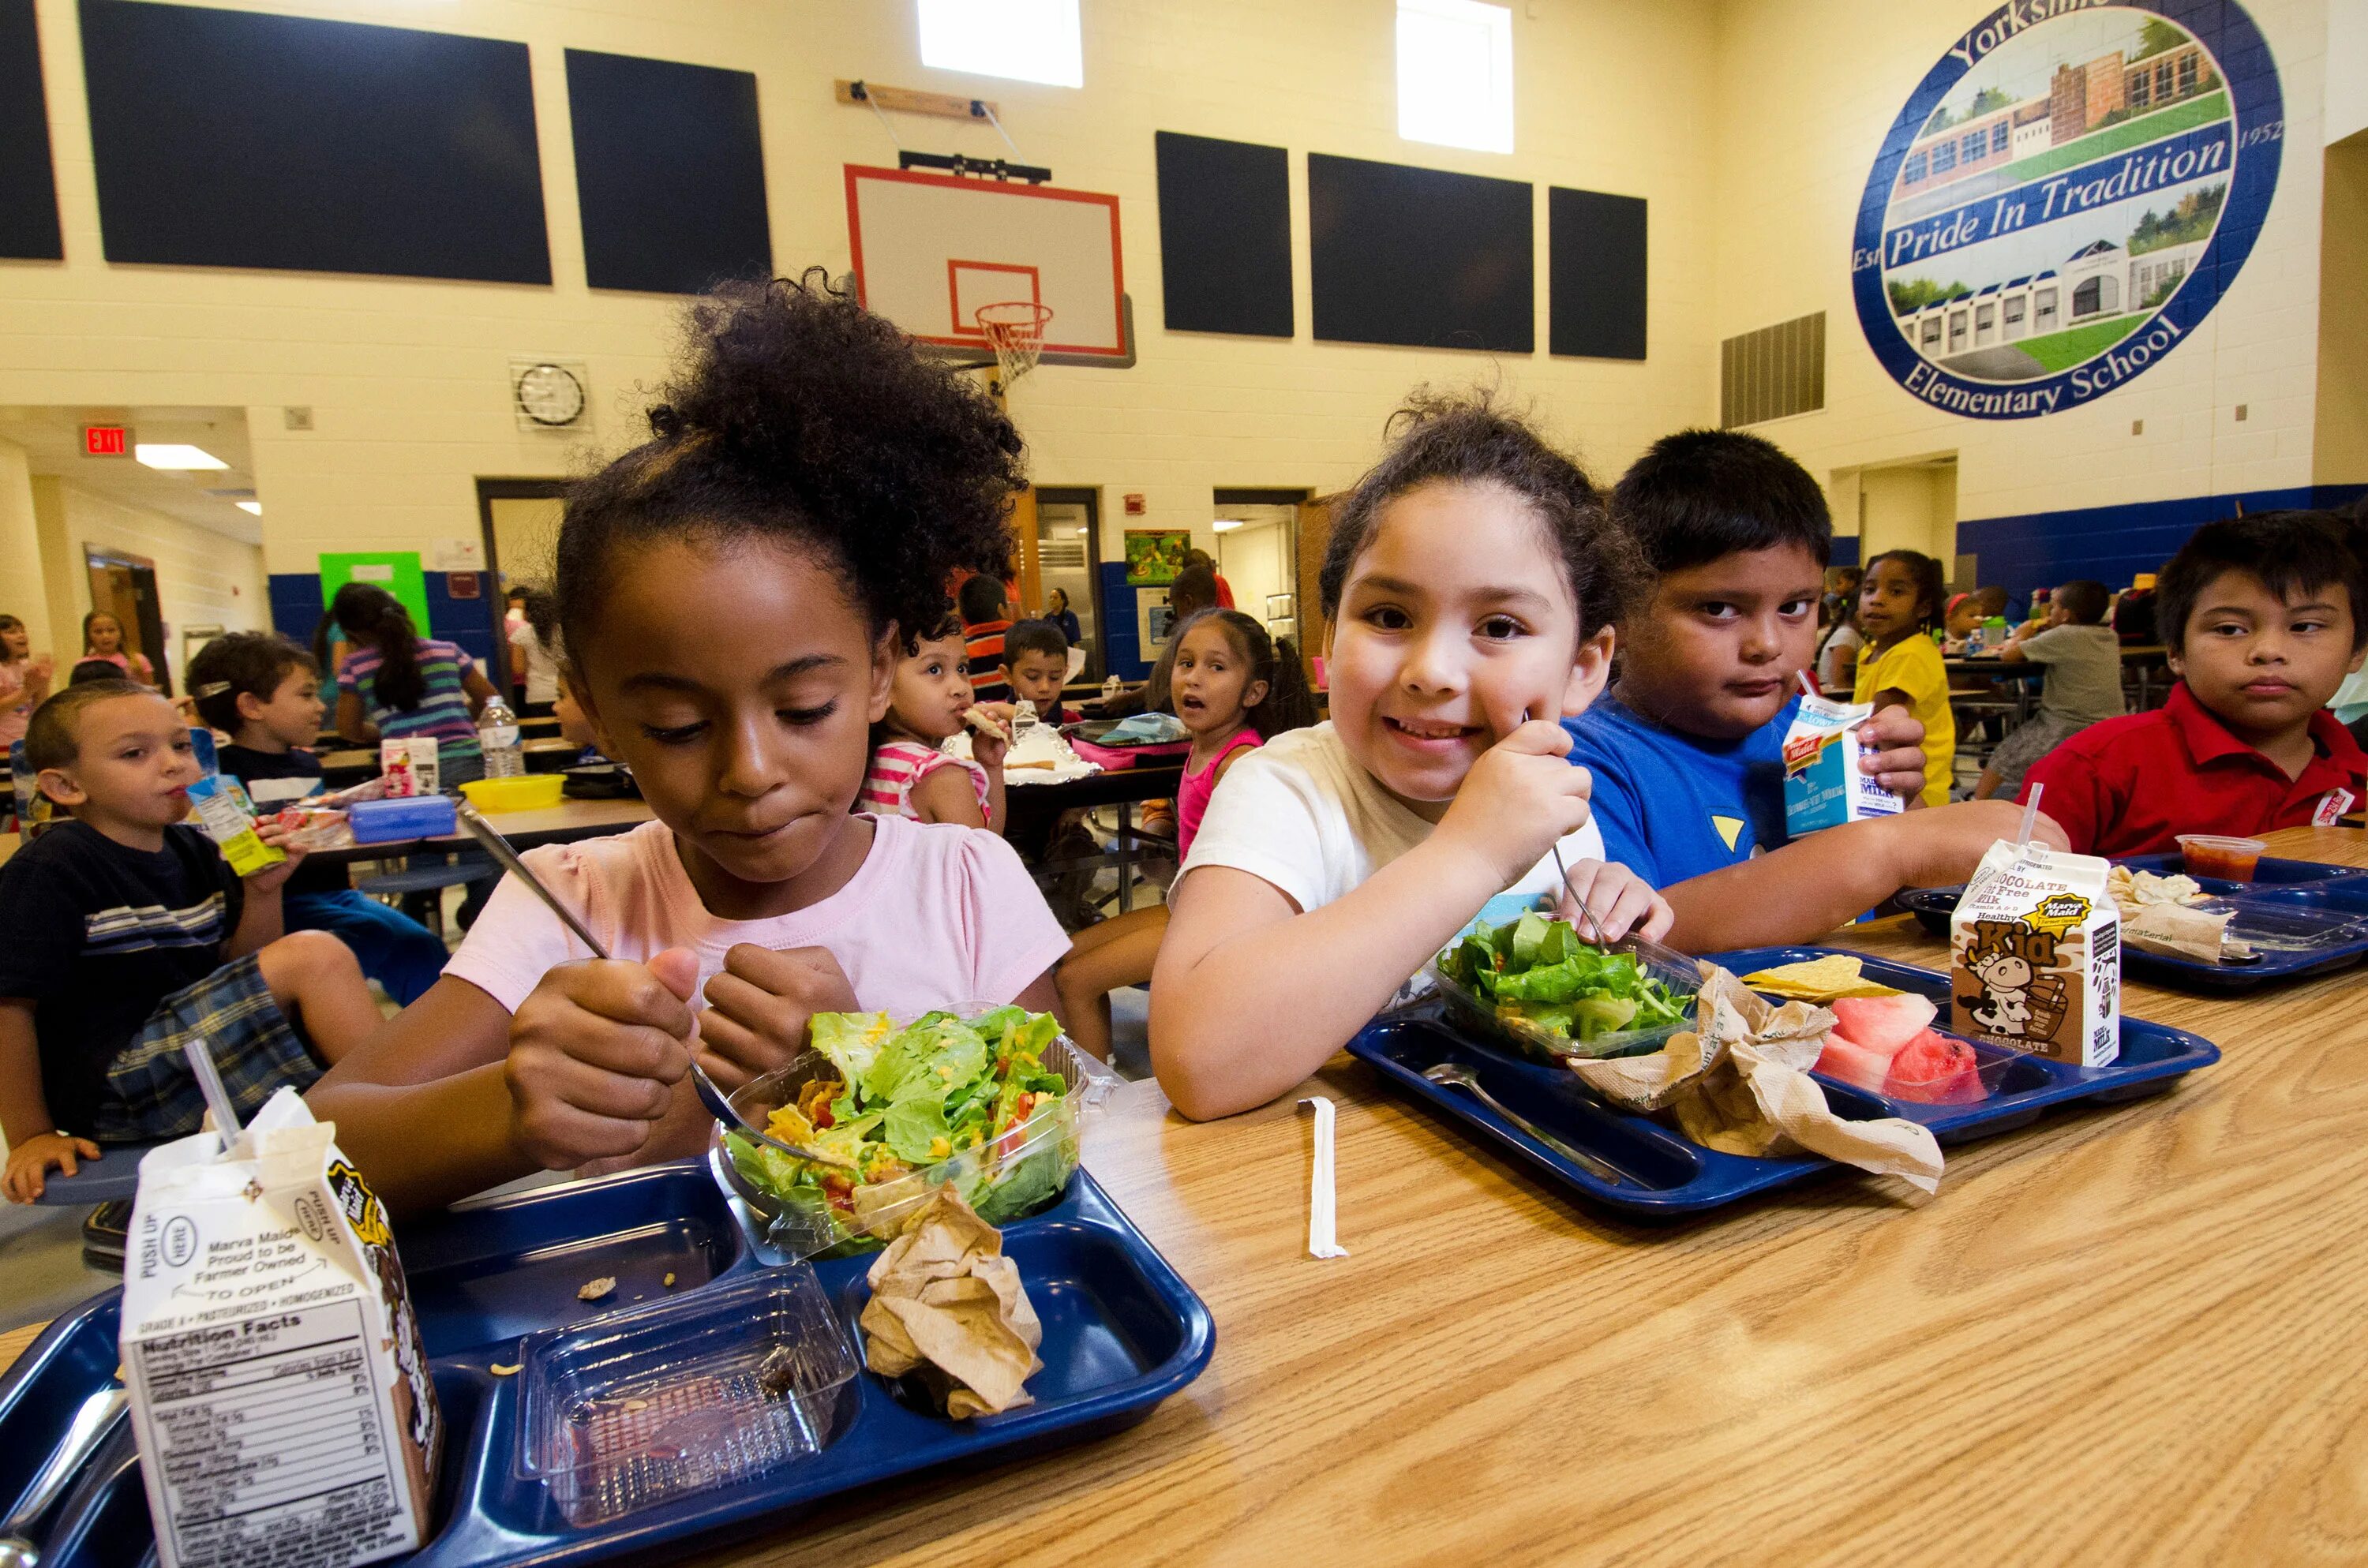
xmin=963 ymin=619 xmax=1014 ymax=702
xmin=2018 ymin=682 xmax=2366 ymax=855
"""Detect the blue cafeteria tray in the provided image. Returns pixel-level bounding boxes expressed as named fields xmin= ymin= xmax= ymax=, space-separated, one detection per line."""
xmin=0 ymin=1162 xmax=1212 ymax=1568
xmin=1899 ymin=854 xmax=2368 ymax=990
xmin=1348 ymin=945 xmax=2218 ymax=1218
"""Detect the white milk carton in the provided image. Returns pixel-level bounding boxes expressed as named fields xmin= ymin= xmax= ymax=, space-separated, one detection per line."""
xmin=1950 ymin=840 xmax=2122 ymax=1067
xmin=120 ymin=1091 xmax=441 ymax=1568
xmin=1782 ymin=694 xmax=1904 ymax=836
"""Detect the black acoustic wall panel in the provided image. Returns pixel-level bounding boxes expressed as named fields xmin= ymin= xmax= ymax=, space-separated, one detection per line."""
xmin=1549 ymin=188 xmax=1647 ymax=360
xmin=0 ymin=0 xmax=62 ymax=260
xmin=568 ymin=50 xmax=770 ymax=295
xmin=1307 ymin=153 xmax=1531 ymax=354
xmin=78 ymin=0 xmax=549 ymax=284
xmin=1154 ymin=131 xmax=1291 ymax=338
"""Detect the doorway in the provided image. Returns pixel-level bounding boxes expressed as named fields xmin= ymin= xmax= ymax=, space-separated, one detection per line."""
xmin=1212 ymin=488 xmax=1308 ymax=649
xmin=1033 ymin=488 xmax=1103 ymax=681
xmin=83 ymin=547 xmax=170 ymax=692
xmin=474 ymin=478 xmax=569 ymax=657
xmin=1849 ymin=456 xmax=1960 ymax=586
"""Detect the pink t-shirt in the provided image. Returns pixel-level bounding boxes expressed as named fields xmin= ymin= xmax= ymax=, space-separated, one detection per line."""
xmin=1178 ymin=729 xmax=1261 ymax=860
xmin=444 ymin=814 xmax=1069 ymax=1020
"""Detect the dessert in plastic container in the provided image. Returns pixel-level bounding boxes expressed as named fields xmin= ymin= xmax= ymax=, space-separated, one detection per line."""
xmin=709 ymin=1009 xmax=1117 ymax=1263
xmin=2177 ymin=834 xmax=2265 ymax=881
xmin=515 ymin=1269 xmax=859 ymax=1526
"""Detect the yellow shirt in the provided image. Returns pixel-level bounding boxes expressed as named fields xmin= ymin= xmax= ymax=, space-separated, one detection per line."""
xmin=1853 ymin=634 xmax=1956 ymax=806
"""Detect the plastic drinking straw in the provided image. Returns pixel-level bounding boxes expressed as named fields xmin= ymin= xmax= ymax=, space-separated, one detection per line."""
xmin=182 ymin=1036 xmax=242 ymax=1143
xmin=2018 ymin=783 xmax=2044 ymax=852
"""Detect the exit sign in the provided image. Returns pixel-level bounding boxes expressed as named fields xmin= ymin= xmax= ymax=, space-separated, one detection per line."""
xmin=83 ymin=425 xmax=129 ymax=458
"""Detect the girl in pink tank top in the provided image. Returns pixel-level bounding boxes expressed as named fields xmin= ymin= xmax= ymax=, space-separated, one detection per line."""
xmin=1054 ymin=609 xmax=1316 ymax=1059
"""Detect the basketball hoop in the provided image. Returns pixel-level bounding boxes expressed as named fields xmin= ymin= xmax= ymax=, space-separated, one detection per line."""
xmin=975 ymin=299 xmax=1054 ymax=392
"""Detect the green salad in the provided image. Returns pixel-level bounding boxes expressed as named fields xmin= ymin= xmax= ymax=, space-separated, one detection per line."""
xmin=1437 ymin=912 xmax=1692 ymax=1047
xmin=722 ymin=1006 xmax=1077 ymax=1248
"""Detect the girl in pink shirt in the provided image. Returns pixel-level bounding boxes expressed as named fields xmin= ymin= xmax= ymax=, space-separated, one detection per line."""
xmin=309 ymin=274 xmax=1067 ymax=1212
xmin=859 ymin=616 xmax=1011 ymax=833
xmin=1054 ymin=609 xmax=1315 ymax=1058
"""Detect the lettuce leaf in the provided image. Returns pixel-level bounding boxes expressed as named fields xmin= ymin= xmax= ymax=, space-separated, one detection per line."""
xmin=811 ymin=1011 xmax=895 ymax=1087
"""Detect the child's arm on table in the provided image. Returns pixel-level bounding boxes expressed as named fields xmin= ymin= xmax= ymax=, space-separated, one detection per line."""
xmin=1657 ymin=801 xmax=2070 ymax=953
xmin=1151 ymin=720 xmax=1596 ymax=1121
xmin=0 ymin=998 xmax=101 ymax=1203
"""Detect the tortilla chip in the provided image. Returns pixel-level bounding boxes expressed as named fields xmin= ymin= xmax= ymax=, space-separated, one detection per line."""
xmin=1740 ymin=955 xmax=1904 ymax=1001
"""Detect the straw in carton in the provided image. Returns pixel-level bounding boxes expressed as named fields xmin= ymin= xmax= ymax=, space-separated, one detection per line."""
xmin=182 ymin=1036 xmax=242 ymax=1148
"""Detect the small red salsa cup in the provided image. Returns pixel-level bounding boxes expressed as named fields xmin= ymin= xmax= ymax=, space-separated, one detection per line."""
xmin=2176 ymin=833 xmax=2265 ymax=882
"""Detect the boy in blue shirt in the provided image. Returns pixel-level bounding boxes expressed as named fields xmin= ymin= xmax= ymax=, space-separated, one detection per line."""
xmin=1568 ymin=430 xmax=2060 ymax=950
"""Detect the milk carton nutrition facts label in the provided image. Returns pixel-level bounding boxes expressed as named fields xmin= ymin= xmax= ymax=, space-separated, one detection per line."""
xmin=129 ymin=1300 xmax=414 ymax=1568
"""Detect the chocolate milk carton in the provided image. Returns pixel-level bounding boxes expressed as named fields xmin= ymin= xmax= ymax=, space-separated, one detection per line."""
xmin=120 ymin=1090 xmax=441 ymax=1568
xmin=1782 ymin=694 xmax=1904 ymax=836
xmin=1950 ymin=841 xmax=2121 ymax=1067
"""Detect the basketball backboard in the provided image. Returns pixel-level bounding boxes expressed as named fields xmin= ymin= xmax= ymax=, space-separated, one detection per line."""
xmin=845 ymin=164 xmax=1133 ymax=368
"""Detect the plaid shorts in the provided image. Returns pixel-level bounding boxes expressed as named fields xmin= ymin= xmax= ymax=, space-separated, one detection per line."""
xmin=91 ymin=952 xmax=324 ymax=1142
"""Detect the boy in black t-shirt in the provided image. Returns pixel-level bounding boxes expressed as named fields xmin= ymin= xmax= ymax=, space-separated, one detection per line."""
xmin=0 ymin=683 xmax=383 ymax=1201
xmin=188 ymin=632 xmax=448 ymax=1004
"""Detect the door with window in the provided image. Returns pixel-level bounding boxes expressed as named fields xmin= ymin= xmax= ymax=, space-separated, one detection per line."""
xmin=84 ymin=548 xmax=169 ymax=693
xmin=1032 ymin=488 xmax=1103 ymax=681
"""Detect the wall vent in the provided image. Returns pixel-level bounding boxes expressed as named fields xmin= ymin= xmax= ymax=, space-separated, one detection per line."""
xmin=1721 ymin=311 xmax=1825 ymax=428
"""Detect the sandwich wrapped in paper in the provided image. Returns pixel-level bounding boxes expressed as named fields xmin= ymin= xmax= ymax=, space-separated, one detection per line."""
xmin=1569 ymin=966 xmax=1944 ymax=1194
xmin=120 ymin=1090 xmax=441 ymax=1568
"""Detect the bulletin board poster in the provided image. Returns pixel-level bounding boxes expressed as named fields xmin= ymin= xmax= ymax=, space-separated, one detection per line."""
xmin=319 ymin=552 xmax=431 ymax=638
xmin=1850 ymin=0 xmax=2281 ymax=419
xmin=1123 ymin=530 xmax=1192 ymax=586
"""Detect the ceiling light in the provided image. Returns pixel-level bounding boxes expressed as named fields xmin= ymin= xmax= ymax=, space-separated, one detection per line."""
xmin=235 ymin=500 xmax=262 ymax=515
xmin=134 ymin=443 xmax=227 ymax=470
xmin=1212 ymin=518 xmax=1243 ymax=533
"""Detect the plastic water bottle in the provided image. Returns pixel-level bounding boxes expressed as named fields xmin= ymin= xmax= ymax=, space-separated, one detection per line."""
xmin=1965 ymin=625 xmax=1984 ymax=656
xmin=478 ymin=696 xmax=524 ymax=778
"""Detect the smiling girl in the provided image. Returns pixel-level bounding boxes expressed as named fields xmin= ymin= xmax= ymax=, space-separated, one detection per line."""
xmin=1149 ymin=395 xmax=1670 ymax=1121
xmin=307 ymin=275 xmax=1071 ymax=1213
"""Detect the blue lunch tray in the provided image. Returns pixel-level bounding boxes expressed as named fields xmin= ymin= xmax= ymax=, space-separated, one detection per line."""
xmin=1898 ymin=853 xmax=2368 ymax=990
xmin=0 ymin=1161 xmax=1212 ymax=1568
xmin=1347 ymin=945 xmax=2218 ymax=1219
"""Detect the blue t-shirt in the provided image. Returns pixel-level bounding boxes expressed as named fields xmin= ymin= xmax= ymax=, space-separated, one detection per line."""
xmin=1563 ymin=694 xmax=1799 ymax=888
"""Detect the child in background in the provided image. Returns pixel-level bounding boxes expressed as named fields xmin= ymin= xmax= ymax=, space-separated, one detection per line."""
xmin=306 ymin=274 xmax=1071 ymax=1214
xmin=2024 ymin=511 xmax=2367 ymax=855
xmin=1975 ymin=579 xmax=2124 ymax=801
xmin=320 ymin=582 xmax=500 ymax=787
xmin=1152 ymin=394 xmax=1669 ymax=1121
xmin=80 ymin=612 xmax=155 ymax=687
xmin=860 ymin=616 xmax=1013 ymax=832
xmin=1815 ymin=597 xmax=1863 ymax=692
xmin=1567 ymin=429 xmax=2059 ymax=952
xmin=1001 ymin=618 xmax=1081 ymax=724
xmin=1055 ymin=608 xmax=1316 ymax=1058
xmin=0 ymin=683 xmax=380 ymax=1200
xmin=0 ymin=615 xmax=54 ymax=749
xmin=958 ymin=574 xmax=1016 ymax=703
xmin=186 ymin=632 xmax=449 ymax=1005
xmin=1854 ymin=549 xmax=1956 ymax=805
xmin=508 ymin=587 xmax=564 ymax=717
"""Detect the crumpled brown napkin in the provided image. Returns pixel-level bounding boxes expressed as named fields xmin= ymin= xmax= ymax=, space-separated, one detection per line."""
xmin=859 ymin=1186 xmax=1043 ymax=1418
xmin=1568 ymin=966 xmax=1946 ymax=1194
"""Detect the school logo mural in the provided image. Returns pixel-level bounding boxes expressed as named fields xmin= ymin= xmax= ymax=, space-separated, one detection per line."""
xmin=1852 ymin=1 xmax=2282 ymax=419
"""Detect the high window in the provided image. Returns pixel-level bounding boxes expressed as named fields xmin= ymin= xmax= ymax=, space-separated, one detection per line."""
xmin=917 ymin=0 xmax=1084 ymax=88
xmin=1397 ymin=0 xmax=1516 ymax=154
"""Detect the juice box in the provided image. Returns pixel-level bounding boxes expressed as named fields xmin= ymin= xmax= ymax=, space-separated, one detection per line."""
xmin=121 ymin=1090 xmax=442 ymax=1568
xmin=1782 ymin=694 xmax=1903 ymax=836
xmin=184 ymin=773 xmax=285 ymax=877
xmin=1950 ymin=840 xmax=2122 ymax=1067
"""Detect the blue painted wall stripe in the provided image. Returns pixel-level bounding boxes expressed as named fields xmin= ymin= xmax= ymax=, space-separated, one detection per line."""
xmin=1956 ymin=483 xmax=2366 ymax=605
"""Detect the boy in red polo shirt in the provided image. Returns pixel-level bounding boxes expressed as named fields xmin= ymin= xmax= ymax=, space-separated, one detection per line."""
xmin=2021 ymin=511 xmax=2366 ymax=855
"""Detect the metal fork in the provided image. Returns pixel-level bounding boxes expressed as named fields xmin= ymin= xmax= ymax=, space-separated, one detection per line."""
xmin=1422 ymin=1061 xmax=1628 ymax=1185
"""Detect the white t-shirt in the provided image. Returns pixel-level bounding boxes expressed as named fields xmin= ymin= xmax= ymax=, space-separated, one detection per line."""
xmin=1178 ymin=721 xmax=1609 ymax=915
xmin=1816 ymin=623 xmax=1864 ymax=691
xmin=444 ymin=814 xmax=1070 ymax=1021
xmin=508 ymin=623 xmax=562 ymax=705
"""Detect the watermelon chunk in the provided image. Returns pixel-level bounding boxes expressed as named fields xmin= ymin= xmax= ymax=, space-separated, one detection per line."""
xmin=1883 ymin=1028 xmax=1987 ymax=1104
xmin=1815 ymin=1034 xmax=1897 ymax=1095
xmin=1829 ymin=994 xmax=1938 ymax=1055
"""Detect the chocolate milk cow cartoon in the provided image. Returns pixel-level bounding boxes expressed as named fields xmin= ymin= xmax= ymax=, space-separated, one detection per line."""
xmin=1957 ymin=921 xmax=2069 ymax=1044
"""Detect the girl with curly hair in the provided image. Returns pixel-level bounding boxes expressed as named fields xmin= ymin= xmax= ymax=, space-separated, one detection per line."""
xmin=310 ymin=274 xmax=1072 ymax=1211
xmin=1149 ymin=393 xmax=1673 ymax=1120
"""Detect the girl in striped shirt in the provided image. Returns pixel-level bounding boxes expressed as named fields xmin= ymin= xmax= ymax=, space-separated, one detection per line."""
xmin=860 ymin=616 xmax=1013 ymax=833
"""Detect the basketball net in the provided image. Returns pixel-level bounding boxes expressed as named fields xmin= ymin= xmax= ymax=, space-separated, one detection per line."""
xmin=975 ymin=299 xmax=1054 ymax=399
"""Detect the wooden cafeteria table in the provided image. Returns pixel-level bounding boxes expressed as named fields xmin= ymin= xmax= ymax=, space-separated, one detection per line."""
xmin=6 ymin=825 xmax=2364 ymax=1563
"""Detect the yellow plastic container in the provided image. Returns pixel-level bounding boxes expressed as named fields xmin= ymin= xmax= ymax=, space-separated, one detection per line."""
xmin=459 ymin=773 xmax=564 ymax=813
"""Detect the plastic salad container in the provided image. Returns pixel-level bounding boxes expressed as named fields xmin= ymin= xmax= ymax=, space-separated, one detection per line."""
xmin=1427 ymin=908 xmax=1700 ymax=1065
xmin=709 ymin=1004 xmax=1118 ymax=1262
xmin=516 ymin=1269 xmax=859 ymax=1526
